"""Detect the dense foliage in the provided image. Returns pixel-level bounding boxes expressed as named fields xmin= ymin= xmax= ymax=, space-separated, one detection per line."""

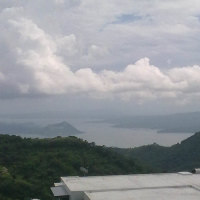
xmin=115 ymin=132 xmax=200 ymax=172
xmin=0 ymin=135 xmax=148 ymax=200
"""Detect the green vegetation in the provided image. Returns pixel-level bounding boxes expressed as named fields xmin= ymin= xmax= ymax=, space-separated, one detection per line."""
xmin=0 ymin=135 xmax=148 ymax=200
xmin=115 ymin=132 xmax=200 ymax=172
xmin=2 ymin=131 xmax=199 ymax=200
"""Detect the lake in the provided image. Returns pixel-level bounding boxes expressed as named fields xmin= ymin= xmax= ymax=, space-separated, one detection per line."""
xmin=0 ymin=117 xmax=193 ymax=148
xmin=69 ymin=119 xmax=193 ymax=148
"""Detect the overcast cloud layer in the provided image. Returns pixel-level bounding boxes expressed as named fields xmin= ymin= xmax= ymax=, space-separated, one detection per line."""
xmin=1 ymin=0 xmax=200 ymax=103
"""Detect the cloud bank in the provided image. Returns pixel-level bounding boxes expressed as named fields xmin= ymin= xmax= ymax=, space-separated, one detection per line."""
xmin=1 ymin=1 xmax=200 ymax=103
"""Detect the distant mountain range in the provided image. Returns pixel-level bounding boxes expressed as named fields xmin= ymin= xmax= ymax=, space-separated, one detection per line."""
xmin=106 ymin=111 xmax=200 ymax=133
xmin=0 ymin=121 xmax=82 ymax=137
xmin=114 ymin=131 xmax=200 ymax=172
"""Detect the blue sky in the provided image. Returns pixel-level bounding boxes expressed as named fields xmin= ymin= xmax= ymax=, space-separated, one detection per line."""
xmin=113 ymin=14 xmax=143 ymax=24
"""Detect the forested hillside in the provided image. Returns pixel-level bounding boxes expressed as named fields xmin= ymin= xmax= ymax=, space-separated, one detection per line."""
xmin=2 ymin=132 xmax=199 ymax=200
xmin=115 ymin=132 xmax=200 ymax=172
xmin=0 ymin=135 xmax=148 ymax=200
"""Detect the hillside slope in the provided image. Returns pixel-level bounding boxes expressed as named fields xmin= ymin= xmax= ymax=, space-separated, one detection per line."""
xmin=107 ymin=112 xmax=200 ymax=133
xmin=0 ymin=135 xmax=148 ymax=200
xmin=0 ymin=121 xmax=82 ymax=137
xmin=116 ymin=132 xmax=200 ymax=172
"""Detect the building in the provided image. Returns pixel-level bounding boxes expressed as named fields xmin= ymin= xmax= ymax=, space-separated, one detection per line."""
xmin=51 ymin=171 xmax=200 ymax=200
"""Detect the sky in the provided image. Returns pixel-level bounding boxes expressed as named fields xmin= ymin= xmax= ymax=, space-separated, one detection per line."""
xmin=1 ymin=0 xmax=200 ymax=117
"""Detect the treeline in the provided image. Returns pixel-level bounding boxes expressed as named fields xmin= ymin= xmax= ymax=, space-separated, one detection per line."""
xmin=115 ymin=132 xmax=200 ymax=172
xmin=0 ymin=135 xmax=148 ymax=200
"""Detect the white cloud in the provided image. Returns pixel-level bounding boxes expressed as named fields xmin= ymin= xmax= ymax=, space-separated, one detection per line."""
xmin=1 ymin=1 xmax=200 ymax=103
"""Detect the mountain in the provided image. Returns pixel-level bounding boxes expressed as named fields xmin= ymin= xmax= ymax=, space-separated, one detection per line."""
xmin=106 ymin=111 xmax=200 ymax=133
xmin=0 ymin=121 xmax=82 ymax=137
xmin=0 ymin=135 xmax=148 ymax=200
xmin=41 ymin=121 xmax=83 ymax=136
xmin=115 ymin=132 xmax=200 ymax=172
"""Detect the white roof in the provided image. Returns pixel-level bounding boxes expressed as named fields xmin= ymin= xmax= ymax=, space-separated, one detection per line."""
xmin=50 ymin=186 xmax=68 ymax=197
xmin=84 ymin=186 xmax=200 ymax=200
xmin=61 ymin=173 xmax=200 ymax=192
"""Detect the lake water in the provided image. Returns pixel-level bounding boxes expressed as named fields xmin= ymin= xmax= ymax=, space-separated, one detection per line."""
xmin=0 ymin=117 xmax=193 ymax=148
xmin=69 ymin=119 xmax=193 ymax=148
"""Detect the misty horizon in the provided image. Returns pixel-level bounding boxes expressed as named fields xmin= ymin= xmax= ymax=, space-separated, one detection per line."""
xmin=1 ymin=0 xmax=200 ymax=147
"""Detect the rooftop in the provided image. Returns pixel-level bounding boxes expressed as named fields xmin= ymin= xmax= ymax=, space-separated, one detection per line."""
xmin=84 ymin=186 xmax=200 ymax=200
xmin=61 ymin=173 xmax=200 ymax=192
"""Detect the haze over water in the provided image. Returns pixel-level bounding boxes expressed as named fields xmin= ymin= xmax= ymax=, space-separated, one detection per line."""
xmin=70 ymin=119 xmax=193 ymax=148
xmin=0 ymin=116 xmax=193 ymax=148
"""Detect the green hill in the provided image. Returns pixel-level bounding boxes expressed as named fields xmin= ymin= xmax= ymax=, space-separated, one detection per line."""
xmin=115 ymin=132 xmax=200 ymax=172
xmin=0 ymin=135 xmax=148 ymax=200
